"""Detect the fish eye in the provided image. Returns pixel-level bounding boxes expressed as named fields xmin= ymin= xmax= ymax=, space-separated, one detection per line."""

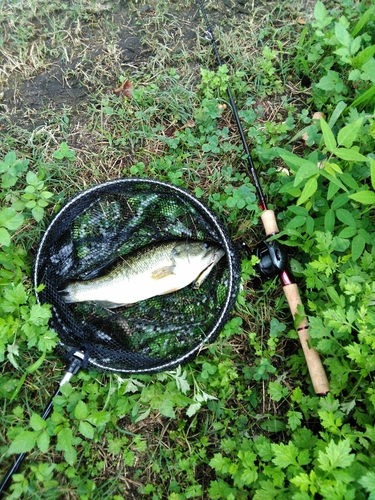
xmin=204 ymin=242 xmax=211 ymax=249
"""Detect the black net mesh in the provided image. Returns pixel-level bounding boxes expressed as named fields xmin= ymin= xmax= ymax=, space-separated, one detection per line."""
xmin=33 ymin=178 xmax=240 ymax=374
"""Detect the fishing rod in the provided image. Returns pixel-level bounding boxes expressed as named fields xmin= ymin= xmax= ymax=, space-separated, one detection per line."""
xmin=197 ymin=0 xmax=329 ymax=396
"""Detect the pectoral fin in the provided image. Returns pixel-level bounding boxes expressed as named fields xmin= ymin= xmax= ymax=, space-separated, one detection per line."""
xmin=192 ymin=262 xmax=214 ymax=289
xmin=151 ymin=265 xmax=175 ymax=280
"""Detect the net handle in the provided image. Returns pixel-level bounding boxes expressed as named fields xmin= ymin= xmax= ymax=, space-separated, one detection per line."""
xmin=0 ymin=352 xmax=84 ymax=496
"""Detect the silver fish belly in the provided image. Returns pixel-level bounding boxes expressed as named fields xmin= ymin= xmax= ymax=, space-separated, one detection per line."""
xmin=61 ymin=240 xmax=224 ymax=308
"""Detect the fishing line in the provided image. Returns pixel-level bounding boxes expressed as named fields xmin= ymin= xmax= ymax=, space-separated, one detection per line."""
xmin=197 ymin=0 xmax=330 ymax=396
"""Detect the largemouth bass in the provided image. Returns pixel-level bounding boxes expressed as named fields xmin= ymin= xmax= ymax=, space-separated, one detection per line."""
xmin=61 ymin=240 xmax=225 ymax=308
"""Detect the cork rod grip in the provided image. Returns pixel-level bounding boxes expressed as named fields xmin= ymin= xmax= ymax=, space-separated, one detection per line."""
xmin=283 ymin=283 xmax=329 ymax=395
xmin=261 ymin=210 xmax=279 ymax=236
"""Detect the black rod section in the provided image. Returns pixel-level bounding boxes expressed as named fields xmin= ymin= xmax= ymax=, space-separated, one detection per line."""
xmin=0 ymin=351 xmax=84 ymax=497
xmin=0 ymin=386 xmax=60 ymax=496
xmin=197 ymin=0 xmax=268 ymax=210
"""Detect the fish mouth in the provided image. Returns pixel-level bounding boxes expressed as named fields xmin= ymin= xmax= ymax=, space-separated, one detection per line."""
xmin=202 ymin=242 xmax=224 ymax=260
xmin=193 ymin=245 xmax=225 ymax=289
xmin=211 ymin=247 xmax=225 ymax=263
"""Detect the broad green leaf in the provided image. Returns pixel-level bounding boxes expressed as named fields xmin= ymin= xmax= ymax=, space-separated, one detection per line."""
xmin=287 ymin=411 xmax=303 ymax=431
xmin=0 ymin=151 xmax=17 ymax=171
xmin=37 ymin=432 xmax=50 ymax=453
xmin=32 ymin=205 xmax=45 ymax=222
xmin=291 ymin=472 xmax=312 ymax=491
xmin=29 ymin=303 xmax=50 ymax=326
xmin=79 ymin=421 xmax=95 ymax=440
xmin=86 ymin=411 xmax=111 ymax=427
xmin=26 ymin=352 xmax=46 ymax=374
xmin=279 ymin=180 xmax=301 ymax=197
xmin=254 ymin=437 xmax=273 ymax=461
xmin=74 ymin=400 xmax=88 ymax=420
xmin=3 ymin=283 xmax=28 ymax=307
xmin=314 ymin=1 xmax=328 ymax=24
xmin=57 ymin=427 xmax=73 ymax=450
xmin=0 ymin=208 xmax=24 ymax=231
xmin=157 ymin=398 xmax=176 ymax=418
xmin=352 ymin=233 xmax=366 ymax=261
xmin=324 ymin=162 xmax=343 ymax=175
xmin=337 ymin=117 xmax=363 ymax=148
xmin=321 ymin=166 xmax=350 ymax=193
xmin=240 ymin=468 xmax=258 ymax=486
xmin=351 ymin=44 xmax=375 ymax=69
xmin=341 ymin=173 xmax=359 ymax=190
xmin=297 ymin=176 xmax=318 ymax=205
xmin=26 ymin=170 xmax=38 ymax=185
xmin=339 ymin=226 xmax=357 ymax=239
xmin=362 ymin=58 xmax=375 ymax=84
xmin=30 ymin=413 xmax=47 ymax=431
xmin=268 ymin=381 xmax=289 ymax=402
xmin=327 ymin=286 xmax=345 ymax=308
xmin=335 ymin=23 xmax=351 ymax=48
xmin=285 ymin=216 xmax=306 ymax=230
xmin=359 ymin=471 xmax=375 ymax=500
xmin=186 ymin=402 xmax=201 ymax=417
xmin=332 ymin=237 xmax=350 ymax=253
xmin=272 ymin=442 xmax=299 ymax=468
xmin=324 ymin=164 xmax=339 ymax=178
xmin=324 ymin=209 xmax=335 ymax=232
xmin=318 ymin=439 xmax=354 ymax=472
xmin=288 ymin=205 xmax=308 ymax=216
xmin=336 ymin=208 xmax=356 ymax=228
xmin=8 ymin=431 xmax=38 ymax=454
xmin=60 ymin=142 xmax=70 ymax=154
xmin=333 ymin=148 xmax=368 ymax=162
xmin=317 ymin=71 xmax=343 ymax=92
xmin=320 ymin=118 xmax=336 ymax=152
xmin=357 ymin=227 xmax=372 ymax=244
xmin=210 ymin=453 xmax=231 ymax=473
xmin=350 ymin=36 xmax=362 ymax=57
xmin=40 ymin=190 xmax=53 ymax=199
xmin=275 ymin=148 xmax=317 ymax=175
xmin=348 ymin=68 xmax=361 ymax=81
xmin=349 ymin=190 xmax=375 ymax=205
xmin=0 ymin=227 xmax=11 ymax=246
xmin=294 ymin=162 xmax=320 ymax=187
xmin=64 ymin=445 xmax=77 ymax=466
xmin=327 ymin=181 xmax=340 ymax=200
xmin=328 ymin=101 xmax=347 ymax=128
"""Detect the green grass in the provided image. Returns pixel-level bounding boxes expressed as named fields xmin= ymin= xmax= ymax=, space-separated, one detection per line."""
xmin=1 ymin=0 xmax=375 ymax=498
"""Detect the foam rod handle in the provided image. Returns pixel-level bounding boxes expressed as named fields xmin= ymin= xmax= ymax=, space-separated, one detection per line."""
xmin=283 ymin=283 xmax=330 ymax=395
xmin=261 ymin=210 xmax=279 ymax=236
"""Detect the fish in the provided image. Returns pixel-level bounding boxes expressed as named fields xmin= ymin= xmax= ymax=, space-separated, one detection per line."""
xmin=61 ymin=240 xmax=225 ymax=308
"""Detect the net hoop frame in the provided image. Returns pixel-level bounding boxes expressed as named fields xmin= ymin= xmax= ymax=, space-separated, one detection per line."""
xmin=33 ymin=177 xmax=240 ymax=374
